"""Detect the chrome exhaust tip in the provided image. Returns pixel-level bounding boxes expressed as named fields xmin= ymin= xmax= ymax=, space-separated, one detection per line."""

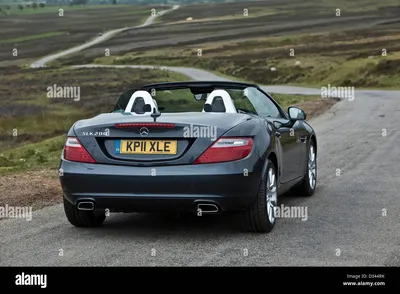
xmin=77 ymin=201 xmax=94 ymax=211
xmin=197 ymin=203 xmax=219 ymax=213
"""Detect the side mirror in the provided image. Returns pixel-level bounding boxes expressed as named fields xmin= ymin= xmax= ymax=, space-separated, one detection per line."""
xmin=288 ymin=107 xmax=306 ymax=121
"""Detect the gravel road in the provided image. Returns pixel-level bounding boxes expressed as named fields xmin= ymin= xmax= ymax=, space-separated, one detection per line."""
xmin=29 ymin=5 xmax=180 ymax=68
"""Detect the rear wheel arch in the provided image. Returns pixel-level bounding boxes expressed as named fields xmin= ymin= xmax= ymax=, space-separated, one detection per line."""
xmin=259 ymin=151 xmax=278 ymax=192
xmin=260 ymin=151 xmax=279 ymax=186
xmin=310 ymin=135 xmax=317 ymax=155
xmin=268 ymin=152 xmax=278 ymax=175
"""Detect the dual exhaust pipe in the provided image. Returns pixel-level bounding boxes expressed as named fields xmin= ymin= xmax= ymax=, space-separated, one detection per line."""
xmin=197 ymin=203 xmax=219 ymax=213
xmin=77 ymin=201 xmax=94 ymax=211
xmin=77 ymin=201 xmax=219 ymax=213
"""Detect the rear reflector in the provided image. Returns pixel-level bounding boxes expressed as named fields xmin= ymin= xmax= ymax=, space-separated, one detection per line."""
xmin=194 ymin=137 xmax=253 ymax=164
xmin=63 ymin=137 xmax=96 ymax=163
xmin=115 ymin=123 xmax=175 ymax=128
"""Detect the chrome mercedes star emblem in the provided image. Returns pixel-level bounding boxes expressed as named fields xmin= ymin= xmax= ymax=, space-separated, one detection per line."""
xmin=139 ymin=127 xmax=149 ymax=137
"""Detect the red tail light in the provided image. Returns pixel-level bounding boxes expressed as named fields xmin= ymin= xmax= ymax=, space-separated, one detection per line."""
xmin=194 ymin=137 xmax=253 ymax=164
xmin=63 ymin=137 xmax=96 ymax=163
xmin=115 ymin=123 xmax=175 ymax=128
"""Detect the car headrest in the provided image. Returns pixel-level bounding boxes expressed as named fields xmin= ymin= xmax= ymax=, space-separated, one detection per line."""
xmin=203 ymin=103 xmax=212 ymax=112
xmin=202 ymin=89 xmax=236 ymax=113
xmin=132 ymin=97 xmax=145 ymax=114
xmin=125 ymin=90 xmax=157 ymax=115
xmin=211 ymin=97 xmax=226 ymax=112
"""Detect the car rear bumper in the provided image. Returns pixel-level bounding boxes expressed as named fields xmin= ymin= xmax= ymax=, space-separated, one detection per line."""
xmin=60 ymin=157 xmax=264 ymax=213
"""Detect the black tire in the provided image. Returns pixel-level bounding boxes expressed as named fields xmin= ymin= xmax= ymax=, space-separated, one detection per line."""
xmin=295 ymin=140 xmax=317 ymax=197
xmin=63 ymin=197 xmax=106 ymax=227
xmin=243 ymin=159 xmax=277 ymax=233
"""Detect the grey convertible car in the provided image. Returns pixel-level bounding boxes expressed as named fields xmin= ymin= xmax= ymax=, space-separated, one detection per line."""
xmin=60 ymin=81 xmax=317 ymax=233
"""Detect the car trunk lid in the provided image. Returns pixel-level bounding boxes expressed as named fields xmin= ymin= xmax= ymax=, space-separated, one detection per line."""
xmin=73 ymin=112 xmax=250 ymax=166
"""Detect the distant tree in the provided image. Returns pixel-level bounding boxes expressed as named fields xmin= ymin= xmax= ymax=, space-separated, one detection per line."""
xmin=112 ymin=0 xmax=117 ymax=4
xmin=6 ymin=5 xmax=11 ymax=9
xmin=18 ymin=4 xmax=24 ymax=10
xmin=32 ymin=2 xmax=38 ymax=9
xmin=39 ymin=3 xmax=45 ymax=7
xmin=25 ymin=4 xmax=31 ymax=8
